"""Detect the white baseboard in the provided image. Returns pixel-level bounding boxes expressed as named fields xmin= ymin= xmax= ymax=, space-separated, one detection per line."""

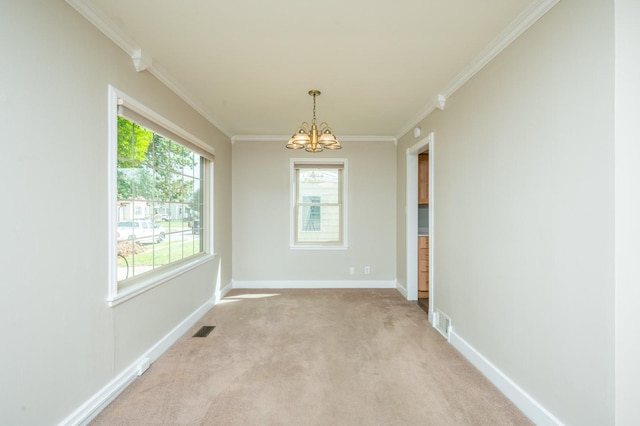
xmin=395 ymin=279 xmax=408 ymax=299
xmin=449 ymin=329 xmax=563 ymax=426
xmin=58 ymin=286 xmax=229 ymax=426
xmin=232 ymin=280 xmax=396 ymax=289
xmin=215 ymin=280 xmax=233 ymax=303
xmin=59 ymin=358 xmax=141 ymax=426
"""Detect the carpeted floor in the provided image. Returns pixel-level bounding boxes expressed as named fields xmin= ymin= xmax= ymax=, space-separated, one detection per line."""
xmin=91 ymin=289 xmax=532 ymax=425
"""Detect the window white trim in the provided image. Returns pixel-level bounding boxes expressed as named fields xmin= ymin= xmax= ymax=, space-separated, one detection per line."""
xmin=108 ymin=254 xmax=216 ymax=306
xmin=110 ymin=87 xmax=215 ymax=159
xmin=289 ymin=158 xmax=348 ymax=249
xmin=107 ymin=87 xmax=120 ymax=302
xmin=107 ymin=85 xmax=214 ymax=304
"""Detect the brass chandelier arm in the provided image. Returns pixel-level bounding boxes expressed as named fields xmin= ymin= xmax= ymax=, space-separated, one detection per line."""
xmin=318 ymin=122 xmax=333 ymax=132
xmin=296 ymin=122 xmax=311 ymax=132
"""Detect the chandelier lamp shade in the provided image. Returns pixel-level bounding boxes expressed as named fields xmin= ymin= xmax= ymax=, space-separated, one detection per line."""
xmin=286 ymin=90 xmax=341 ymax=152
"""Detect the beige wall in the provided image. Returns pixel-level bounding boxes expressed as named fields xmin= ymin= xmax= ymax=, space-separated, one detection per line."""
xmin=0 ymin=2 xmax=232 ymax=424
xmin=396 ymin=0 xmax=614 ymax=424
xmin=614 ymin=1 xmax=640 ymax=424
xmin=232 ymin=140 xmax=396 ymax=283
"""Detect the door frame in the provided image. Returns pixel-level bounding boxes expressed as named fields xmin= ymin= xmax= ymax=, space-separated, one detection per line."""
xmin=406 ymin=132 xmax=435 ymax=323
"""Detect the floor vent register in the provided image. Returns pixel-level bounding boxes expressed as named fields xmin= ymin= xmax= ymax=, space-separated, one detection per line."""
xmin=193 ymin=325 xmax=216 ymax=338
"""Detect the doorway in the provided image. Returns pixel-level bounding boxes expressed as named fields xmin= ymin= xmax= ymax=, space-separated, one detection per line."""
xmin=406 ymin=132 xmax=434 ymax=324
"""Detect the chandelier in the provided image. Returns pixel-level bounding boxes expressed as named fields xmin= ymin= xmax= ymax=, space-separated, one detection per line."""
xmin=286 ymin=90 xmax=341 ymax=152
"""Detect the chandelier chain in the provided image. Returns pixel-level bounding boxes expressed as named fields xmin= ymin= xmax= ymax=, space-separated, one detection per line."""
xmin=312 ymin=93 xmax=317 ymax=125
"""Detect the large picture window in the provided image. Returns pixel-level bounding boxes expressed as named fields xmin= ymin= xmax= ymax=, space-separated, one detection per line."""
xmin=291 ymin=160 xmax=347 ymax=247
xmin=109 ymin=87 xmax=214 ymax=303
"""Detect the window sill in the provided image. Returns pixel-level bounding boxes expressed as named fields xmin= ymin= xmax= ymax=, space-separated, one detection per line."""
xmin=108 ymin=253 xmax=216 ymax=307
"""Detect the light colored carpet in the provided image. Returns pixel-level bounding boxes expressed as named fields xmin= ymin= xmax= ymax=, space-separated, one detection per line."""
xmin=92 ymin=289 xmax=532 ymax=425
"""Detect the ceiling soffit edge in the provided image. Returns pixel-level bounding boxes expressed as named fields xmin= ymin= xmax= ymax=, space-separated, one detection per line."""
xmin=65 ymin=0 xmax=137 ymax=52
xmin=145 ymin=61 xmax=233 ymax=137
xmin=65 ymin=0 xmax=234 ymax=139
xmin=394 ymin=0 xmax=561 ymax=140
xmin=231 ymin=135 xmax=397 ymax=145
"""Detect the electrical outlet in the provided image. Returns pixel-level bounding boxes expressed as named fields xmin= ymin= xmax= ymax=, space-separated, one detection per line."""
xmin=349 ymin=267 xmax=355 ymax=275
xmin=364 ymin=266 xmax=371 ymax=275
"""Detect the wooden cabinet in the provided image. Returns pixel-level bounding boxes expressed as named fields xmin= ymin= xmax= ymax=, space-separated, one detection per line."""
xmin=418 ymin=154 xmax=429 ymax=299
xmin=418 ymin=154 xmax=429 ymax=205
xmin=418 ymin=236 xmax=429 ymax=298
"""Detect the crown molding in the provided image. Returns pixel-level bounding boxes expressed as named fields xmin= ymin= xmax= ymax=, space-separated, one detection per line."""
xmin=145 ymin=61 xmax=233 ymax=137
xmin=231 ymin=135 xmax=397 ymax=145
xmin=131 ymin=49 xmax=152 ymax=72
xmin=65 ymin=0 xmax=233 ymax=138
xmin=394 ymin=0 xmax=561 ymax=140
xmin=65 ymin=0 xmax=138 ymax=52
xmin=67 ymin=0 xmax=559 ymax=144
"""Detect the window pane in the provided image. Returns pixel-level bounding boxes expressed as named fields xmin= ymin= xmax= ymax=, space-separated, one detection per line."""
xmin=294 ymin=164 xmax=343 ymax=245
xmin=297 ymin=205 xmax=340 ymax=242
xmin=301 ymin=196 xmax=321 ymax=231
xmin=192 ymin=154 xmax=201 ymax=179
xmin=298 ymin=170 xmax=339 ymax=203
xmin=116 ymin=115 xmax=206 ymax=289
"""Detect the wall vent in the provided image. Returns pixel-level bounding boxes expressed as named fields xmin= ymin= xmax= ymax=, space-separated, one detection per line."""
xmin=434 ymin=310 xmax=451 ymax=340
xmin=193 ymin=325 xmax=215 ymax=338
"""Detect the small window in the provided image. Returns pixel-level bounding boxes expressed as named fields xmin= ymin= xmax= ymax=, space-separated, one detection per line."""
xmin=109 ymin=87 xmax=214 ymax=304
xmin=291 ymin=160 xmax=347 ymax=248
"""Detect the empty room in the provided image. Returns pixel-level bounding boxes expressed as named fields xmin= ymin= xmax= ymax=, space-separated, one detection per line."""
xmin=1 ymin=1 xmax=639 ymax=425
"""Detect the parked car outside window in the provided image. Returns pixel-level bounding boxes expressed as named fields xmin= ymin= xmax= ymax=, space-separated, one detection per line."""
xmin=117 ymin=220 xmax=166 ymax=243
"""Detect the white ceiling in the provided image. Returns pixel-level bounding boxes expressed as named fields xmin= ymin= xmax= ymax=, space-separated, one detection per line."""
xmin=68 ymin=0 xmax=555 ymax=140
